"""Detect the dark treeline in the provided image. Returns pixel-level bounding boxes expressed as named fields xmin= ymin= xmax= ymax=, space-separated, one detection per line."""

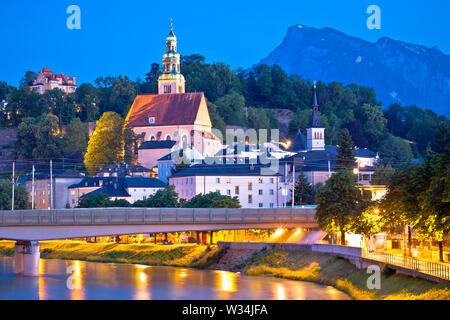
xmin=1 ymin=55 xmax=448 ymax=163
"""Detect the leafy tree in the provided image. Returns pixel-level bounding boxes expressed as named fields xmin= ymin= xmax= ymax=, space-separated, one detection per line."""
xmin=292 ymin=170 xmax=314 ymax=205
xmin=370 ymin=164 xmax=393 ymax=185
xmin=109 ymin=199 xmax=131 ymax=207
xmin=123 ymin=123 xmax=140 ymax=165
xmin=183 ymin=192 xmax=240 ymax=208
xmin=5 ymin=86 xmax=41 ymax=125
xmin=353 ymin=205 xmax=384 ymax=239
xmin=20 ymin=71 xmax=37 ymax=88
xmin=77 ymin=193 xmax=111 ymax=208
xmin=315 ymin=169 xmax=361 ymax=245
xmin=214 ymin=91 xmax=246 ymax=126
xmin=133 ymin=185 xmax=179 ymax=208
xmin=84 ymin=112 xmax=125 ymax=175
xmin=378 ymin=134 xmax=413 ymax=166
xmin=336 ymin=128 xmax=356 ymax=170
xmin=63 ymin=118 xmax=89 ymax=157
xmin=0 ymin=179 xmax=31 ymax=210
xmin=32 ymin=113 xmax=63 ymax=161
xmin=13 ymin=117 xmax=39 ymax=160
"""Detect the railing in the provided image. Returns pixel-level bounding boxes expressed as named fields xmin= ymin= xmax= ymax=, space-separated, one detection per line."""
xmin=0 ymin=208 xmax=317 ymax=226
xmin=363 ymin=249 xmax=450 ymax=281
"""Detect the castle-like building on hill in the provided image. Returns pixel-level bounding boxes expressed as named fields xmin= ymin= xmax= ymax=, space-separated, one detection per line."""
xmin=126 ymin=21 xmax=222 ymax=170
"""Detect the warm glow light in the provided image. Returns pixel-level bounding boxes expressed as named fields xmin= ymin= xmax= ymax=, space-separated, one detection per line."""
xmin=217 ymin=271 xmax=237 ymax=293
xmin=353 ymin=168 xmax=359 ymax=174
xmin=276 ymin=284 xmax=287 ymax=300
xmin=273 ymin=228 xmax=285 ymax=237
xmin=374 ymin=208 xmax=380 ymax=214
xmin=359 ymin=163 xmax=366 ymax=168
xmin=139 ymin=271 xmax=147 ymax=283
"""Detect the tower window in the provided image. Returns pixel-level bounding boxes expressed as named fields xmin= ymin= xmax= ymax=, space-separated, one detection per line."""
xmin=164 ymin=85 xmax=172 ymax=93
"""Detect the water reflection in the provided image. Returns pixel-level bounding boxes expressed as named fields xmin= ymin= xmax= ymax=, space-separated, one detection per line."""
xmin=0 ymin=257 xmax=350 ymax=300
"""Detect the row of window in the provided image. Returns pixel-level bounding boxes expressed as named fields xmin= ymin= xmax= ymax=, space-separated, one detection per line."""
xmin=216 ymin=178 xmax=275 ymax=185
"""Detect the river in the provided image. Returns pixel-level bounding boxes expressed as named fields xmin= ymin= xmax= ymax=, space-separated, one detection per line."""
xmin=0 ymin=257 xmax=349 ymax=300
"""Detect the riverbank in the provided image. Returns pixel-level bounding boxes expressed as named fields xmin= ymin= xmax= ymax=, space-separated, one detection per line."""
xmin=0 ymin=240 xmax=225 ymax=269
xmin=237 ymin=247 xmax=449 ymax=300
xmin=0 ymin=240 xmax=448 ymax=300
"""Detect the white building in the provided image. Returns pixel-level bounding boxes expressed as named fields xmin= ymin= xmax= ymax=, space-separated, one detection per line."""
xmin=168 ymin=163 xmax=282 ymax=208
xmin=68 ymin=177 xmax=166 ymax=206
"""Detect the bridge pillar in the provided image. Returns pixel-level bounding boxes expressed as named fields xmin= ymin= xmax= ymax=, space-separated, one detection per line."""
xmin=14 ymin=241 xmax=40 ymax=276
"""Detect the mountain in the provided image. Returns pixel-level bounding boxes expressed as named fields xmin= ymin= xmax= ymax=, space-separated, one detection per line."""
xmin=258 ymin=25 xmax=450 ymax=116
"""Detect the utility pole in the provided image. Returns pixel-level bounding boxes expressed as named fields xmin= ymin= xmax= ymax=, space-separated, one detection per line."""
xmin=291 ymin=162 xmax=295 ymax=207
xmin=11 ymin=161 xmax=15 ymax=211
xmin=31 ymin=165 xmax=35 ymax=210
xmin=328 ymin=159 xmax=331 ymax=178
xmin=50 ymin=160 xmax=53 ymax=210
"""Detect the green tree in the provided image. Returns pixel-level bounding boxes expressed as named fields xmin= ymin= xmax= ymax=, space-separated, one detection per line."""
xmin=214 ymin=91 xmax=246 ymax=126
xmin=63 ymin=118 xmax=88 ymax=157
xmin=336 ymin=128 xmax=356 ymax=170
xmin=84 ymin=112 xmax=125 ymax=175
xmin=183 ymin=192 xmax=240 ymax=208
xmin=0 ymin=180 xmax=31 ymax=210
xmin=370 ymin=164 xmax=393 ymax=185
xmin=379 ymin=134 xmax=413 ymax=166
xmin=315 ymin=169 xmax=362 ymax=245
xmin=292 ymin=170 xmax=314 ymax=205
xmin=13 ymin=117 xmax=39 ymax=160
xmin=77 ymin=193 xmax=111 ymax=208
xmin=32 ymin=113 xmax=63 ymax=161
xmin=133 ymin=185 xmax=179 ymax=208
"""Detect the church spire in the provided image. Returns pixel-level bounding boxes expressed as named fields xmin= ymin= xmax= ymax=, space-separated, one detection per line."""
xmin=158 ymin=19 xmax=185 ymax=94
xmin=310 ymin=81 xmax=323 ymax=128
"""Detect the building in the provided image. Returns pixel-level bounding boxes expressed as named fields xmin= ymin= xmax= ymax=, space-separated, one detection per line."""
xmin=20 ymin=170 xmax=84 ymax=209
xmin=138 ymin=140 xmax=177 ymax=170
xmin=214 ymin=142 xmax=295 ymax=161
xmin=282 ymin=83 xmax=378 ymax=186
xmin=68 ymin=177 xmax=166 ymax=206
xmin=169 ymin=162 xmax=281 ymax=208
xmin=94 ymin=163 xmax=154 ymax=178
xmin=126 ymin=21 xmax=222 ymax=160
xmin=31 ymin=68 xmax=77 ymax=94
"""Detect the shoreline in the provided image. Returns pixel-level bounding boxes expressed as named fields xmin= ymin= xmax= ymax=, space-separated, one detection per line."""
xmin=0 ymin=240 xmax=448 ymax=300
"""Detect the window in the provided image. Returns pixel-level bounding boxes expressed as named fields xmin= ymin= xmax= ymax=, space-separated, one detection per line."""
xmin=235 ymin=186 xmax=239 ymax=195
xmin=226 ymin=178 xmax=231 ymax=184
xmin=258 ymin=189 xmax=263 ymax=195
xmin=258 ymin=178 xmax=263 ymax=184
xmin=216 ymin=178 xmax=221 ymax=183
xmin=259 ymin=203 xmax=263 ymax=208
xmin=270 ymin=178 xmax=274 ymax=184
xmin=269 ymin=203 xmax=274 ymax=208
xmin=190 ymin=178 xmax=193 ymax=184
xmin=269 ymin=189 xmax=274 ymax=195
xmin=248 ymin=195 xmax=253 ymax=204
xmin=227 ymin=189 xmax=231 ymax=196
xmin=248 ymin=182 xmax=252 ymax=191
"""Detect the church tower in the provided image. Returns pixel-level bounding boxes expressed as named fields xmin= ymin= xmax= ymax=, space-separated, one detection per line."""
xmin=158 ymin=19 xmax=186 ymax=94
xmin=306 ymin=82 xmax=325 ymax=151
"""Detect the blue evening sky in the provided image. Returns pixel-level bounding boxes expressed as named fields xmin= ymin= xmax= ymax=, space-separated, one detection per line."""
xmin=0 ymin=0 xmax=449 ymax=85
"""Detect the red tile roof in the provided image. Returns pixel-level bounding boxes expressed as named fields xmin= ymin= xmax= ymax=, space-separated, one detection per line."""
xmin=126 ymin=93 xmax=204 ymax=127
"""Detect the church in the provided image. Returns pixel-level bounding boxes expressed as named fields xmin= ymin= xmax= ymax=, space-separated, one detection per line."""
xmin=282 ymin=83 xmax=378 ymax=187
xmin=126 ymin=21 xmax=222 ymax=170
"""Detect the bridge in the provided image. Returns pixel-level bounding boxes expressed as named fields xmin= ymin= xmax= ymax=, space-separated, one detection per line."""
xmin=0 ymin=207 xmax=317 ymax=276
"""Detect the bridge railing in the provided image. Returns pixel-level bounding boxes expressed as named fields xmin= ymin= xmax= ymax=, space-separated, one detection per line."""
xmin=0 ymin=207 xmax=317 ymax=226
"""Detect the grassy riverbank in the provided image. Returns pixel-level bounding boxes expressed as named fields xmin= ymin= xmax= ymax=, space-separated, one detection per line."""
xmin=239 ymin=248 xmax=450 ymax=300
xmin=0 ymin=240 xmax=225 ymax=269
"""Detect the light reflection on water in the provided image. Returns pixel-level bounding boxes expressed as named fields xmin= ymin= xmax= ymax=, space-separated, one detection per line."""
xmin=0 ymin=257 xmax=350 ymax=300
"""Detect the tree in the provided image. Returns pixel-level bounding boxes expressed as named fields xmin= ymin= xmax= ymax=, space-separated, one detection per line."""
xmin=183 ymin=192 xmax=241 ymax=208
xmin=77 ymin=193 xmax=111 ymax=208
xmin=63 ymin=118 xmax=89 ymax=157
xmin=0 ymin=180 xmax=31 ymax=210
xmin=315 ymin=169 xmax=362 ymax=245
xmin=214 ymin=91 xmax=246 ymax=126
xmin=84 ymin=112 xmax=125 ymax=175
xmin=336 ymin=128 xmax=356 ymax=170
xmin=32 ymin=113 xmax=63 ymax=161
xmin=133 ymin=185 xmax=179 ymax=208
xmin=370 ymin=164 xmax=393 ymax=185
xmin=292 ymin=170 xmax=314 ymax=205
xmin=379 ymin=134 xmax=413 ymax=166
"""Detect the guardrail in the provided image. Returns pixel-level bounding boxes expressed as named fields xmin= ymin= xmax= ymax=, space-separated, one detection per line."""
xmin=363 ymin=249 xmax=450 ymax=281
xmin=0 ymin=207 xmax=317 ymax=226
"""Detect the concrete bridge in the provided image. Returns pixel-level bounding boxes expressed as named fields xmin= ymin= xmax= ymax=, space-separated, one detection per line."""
xmin=0 ymin=207 xmax=317 ymax=276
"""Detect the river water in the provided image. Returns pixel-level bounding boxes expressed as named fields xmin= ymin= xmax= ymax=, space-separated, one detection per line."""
xmin=0 ymin=257 xmax=349 ymax=300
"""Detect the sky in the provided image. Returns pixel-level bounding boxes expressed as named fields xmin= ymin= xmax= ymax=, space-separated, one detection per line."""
xmin=0 ymin=0 xmax=449 ymax=86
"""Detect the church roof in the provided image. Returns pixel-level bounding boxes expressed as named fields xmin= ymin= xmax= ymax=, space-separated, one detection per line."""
xmin=126 ymin=92 xmax=205 ymax=127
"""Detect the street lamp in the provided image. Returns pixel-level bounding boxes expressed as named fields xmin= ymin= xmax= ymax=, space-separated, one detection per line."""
xmin=353 ymin=168 xmax=359 ymax=185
